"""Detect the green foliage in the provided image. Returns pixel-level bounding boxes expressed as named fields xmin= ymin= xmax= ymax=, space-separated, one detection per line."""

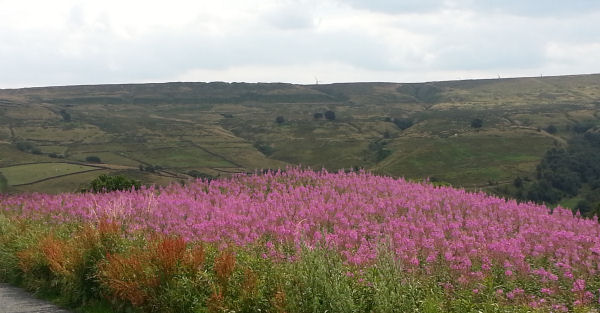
xmin=82 ymin=174 xmax=141 ymax=193
xmin=470 ymin=118 xmax=483 ymax=129
xmin=545 ymin=124 xmax=557 ymax=134
xmin=59 ymin=109 xmax=72 ymax=122
xmin=14 ymin=141 xmax=41 ymax=154
xmin=85 ymin=156 xmax=102 ymax=163
xmin=393 ymin=118 xmax=413 ymax=130
xmin=0 ymin=215 xmax=595 ymax=313
xmin=254 ymin=142 xmax=274 ymax=156
xmin=571 ymin=122 xmax=594 ymax=134
xmin=367 ymin=141 xmax=392 ymax=163
xmin=324 ymin=110 xmax=336 ymax=121
xmin=497 ymin=132 xmax=600 ymax=216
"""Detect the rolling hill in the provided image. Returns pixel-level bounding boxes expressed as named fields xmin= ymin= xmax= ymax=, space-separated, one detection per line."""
xmin=1 ymin=74 xmax=599 ymax=194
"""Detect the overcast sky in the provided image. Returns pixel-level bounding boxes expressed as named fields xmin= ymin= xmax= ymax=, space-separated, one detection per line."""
xmin=1 ymin=0 xmax=600 ymax=88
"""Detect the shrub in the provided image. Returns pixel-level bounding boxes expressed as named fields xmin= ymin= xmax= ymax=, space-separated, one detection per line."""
xmin=470 ymin=118 xmax=483 ymax=128
xmin=545 ymin=125 xmax=557 ymax=134
xmin=313 ymin=112 xmax=323 ymax=119
xmin=393 ymin=118 xmax=413 ymax=130
xmin=82 ymin=174 xmax=141 ymax=193
xmin=85 ymin=156 xmax=102 ymax=163
xmin=275 ymin=116 xmax=285 ymax=124
xmin=324 ymin=110 xmax=336 ymax=121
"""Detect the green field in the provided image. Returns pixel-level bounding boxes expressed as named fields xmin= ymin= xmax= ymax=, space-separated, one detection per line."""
xmin=0 ymin=163 xmax=99 ymax=186
xmin=0 ymin=74 xmax=599 ymax=193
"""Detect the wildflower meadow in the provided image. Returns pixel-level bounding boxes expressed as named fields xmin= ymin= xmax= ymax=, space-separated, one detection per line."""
xmin=1 ymin=168 xmax=599 ymax=312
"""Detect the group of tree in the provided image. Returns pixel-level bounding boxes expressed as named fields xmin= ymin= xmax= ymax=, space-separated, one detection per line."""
xmin=59 ymin=109 xmax=71 ymax=122
xmin=392 ymin=118 xmax=413 ymax=130
xmin=313 ymin=110 xmax=336 ymax=121
xmin=470 ymin=118 xmax=483 ymax=129
xmin=85 ymin=156 xmax=102 ymax=163
xmin=82 ymin=174 xmax=141 ymax=193
xmin=15 ymin=141 xmax=42 ymax=155
xmin=365 ymin=140 xmax=392 ymax=163
xmin=496 ymin=128 xmax=600 ymax=217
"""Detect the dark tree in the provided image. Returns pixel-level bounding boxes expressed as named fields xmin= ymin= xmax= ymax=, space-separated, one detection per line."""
xmin=15 ymin=141 xmax=34 ymax=152
xmin=470 ymin=118 xmax=483 ymax=128
xmin=324 ymin=110 xmax=336 ymax=121
xmin=513 ymin=176 xmax=523 ymax=188
xmin=82 ymin=174 xmax=141 ymax=193
xmin=313 ymin=112 xmax=323 ymax=119
xmin=573 ymin=122 xmax=593 ymax=134
xmin=85 ymin=156 xmax=102 ymax=163
xmin=59 ymin=109 xmax=71 ymax=122
xmin=275 ymin=116 xmax=285 ymax=124
xmin=545 ymin=125 xmax=557 ymax=134
xmin=393 ymin=118 xmax=413 ymax=130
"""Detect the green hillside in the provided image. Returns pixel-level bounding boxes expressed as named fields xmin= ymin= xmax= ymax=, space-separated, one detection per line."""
xmin=1 ymin=74 xmax=599 ymax=195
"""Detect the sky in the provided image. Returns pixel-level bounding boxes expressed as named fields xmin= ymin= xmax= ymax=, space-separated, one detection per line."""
xmin=1 ymin=0 xmax=600 ymax=88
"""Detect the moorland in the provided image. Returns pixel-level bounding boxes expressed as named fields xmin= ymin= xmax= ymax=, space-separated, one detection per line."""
xmin=1 ymin=74 xmax=600 ymax=210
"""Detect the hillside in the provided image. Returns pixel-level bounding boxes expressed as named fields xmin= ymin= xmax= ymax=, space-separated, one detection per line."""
xmin=1 ymin=74 xmax=600 ymax=194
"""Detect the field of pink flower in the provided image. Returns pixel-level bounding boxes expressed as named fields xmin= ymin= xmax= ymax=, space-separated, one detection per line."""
xmin=2 ymin=168 xmax=600 ymax=311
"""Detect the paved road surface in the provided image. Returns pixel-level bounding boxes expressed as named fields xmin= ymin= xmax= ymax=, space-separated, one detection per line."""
xmin=0 ymin=284 xmax=71 ymax=313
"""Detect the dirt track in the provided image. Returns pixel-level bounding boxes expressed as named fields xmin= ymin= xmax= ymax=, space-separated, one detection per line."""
xmin=0 ymin=284 xmax=71 ymax=313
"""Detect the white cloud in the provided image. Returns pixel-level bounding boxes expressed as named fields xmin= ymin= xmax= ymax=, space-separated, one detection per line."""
xmin=0 ymin=0 xmax=599 ymax=88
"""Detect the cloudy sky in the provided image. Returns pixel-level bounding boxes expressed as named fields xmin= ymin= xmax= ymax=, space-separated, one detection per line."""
xmin=1 ymin=0 xmax=600 ymax=88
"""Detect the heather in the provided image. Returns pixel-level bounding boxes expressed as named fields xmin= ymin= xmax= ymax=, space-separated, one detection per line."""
xmin=1 ymin=169 xmax=600 ymax=312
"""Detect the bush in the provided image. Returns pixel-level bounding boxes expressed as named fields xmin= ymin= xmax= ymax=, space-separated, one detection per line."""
xmin=82 ymin=174 xmax=141 ymax=193
xmin=470 ymin=118 xmax=483 ymax=129
xmin=85 ymin=156 xmax=102 ymax=163
xmin=313 ymin=112 xmax=323 ymax=119
xmin=545 ymin=125 xmax=557 ymax=134
xmin=324 ymin=110 xmax=336 ymax=121
xmin=393 ymin=118 xmax=413 ymax=130
xmin=275 ymin=116 xmax=285 ymax=124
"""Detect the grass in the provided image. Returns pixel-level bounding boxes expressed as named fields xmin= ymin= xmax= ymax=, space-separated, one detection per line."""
xmin=0 ymin=163 xmax=99 ymax=186
xmin=375 ymin=132 xmax=554 ymax=185
xmin=122 ymin=147 xmax=236 ymax=168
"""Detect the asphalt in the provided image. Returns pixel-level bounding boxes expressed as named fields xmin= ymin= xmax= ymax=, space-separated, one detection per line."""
xmin=0 ymin=284 xmax=71 ymax=313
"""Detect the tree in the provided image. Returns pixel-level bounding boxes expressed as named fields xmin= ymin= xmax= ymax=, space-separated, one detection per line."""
xmin=275 ymin=116 xmax=285 ymax=124
xmin=82 ymin=174 xmax=141 ymax=193
xmin=393 ymin=118 xmax=413 ymax=130
xmin=59 ymin=109 xmax=71 ymax=122
xmin=545 ymin=125 xmax=557 ymax=134
xmin=86 ymin=156 xmax=102 ymax=163
xmin=324 ymin=110 xmax=336 ymax=121
xmin=313 ymin=112 xmax=323 ymax=119
xmin=470 ymin=118 xmax=483 ymax=128
xmin=513 ymin=176 xmax=523 ymax=188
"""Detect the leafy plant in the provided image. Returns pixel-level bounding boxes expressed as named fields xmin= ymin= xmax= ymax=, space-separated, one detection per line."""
xmin=82 ymin=174 xmax=141 ymax=193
